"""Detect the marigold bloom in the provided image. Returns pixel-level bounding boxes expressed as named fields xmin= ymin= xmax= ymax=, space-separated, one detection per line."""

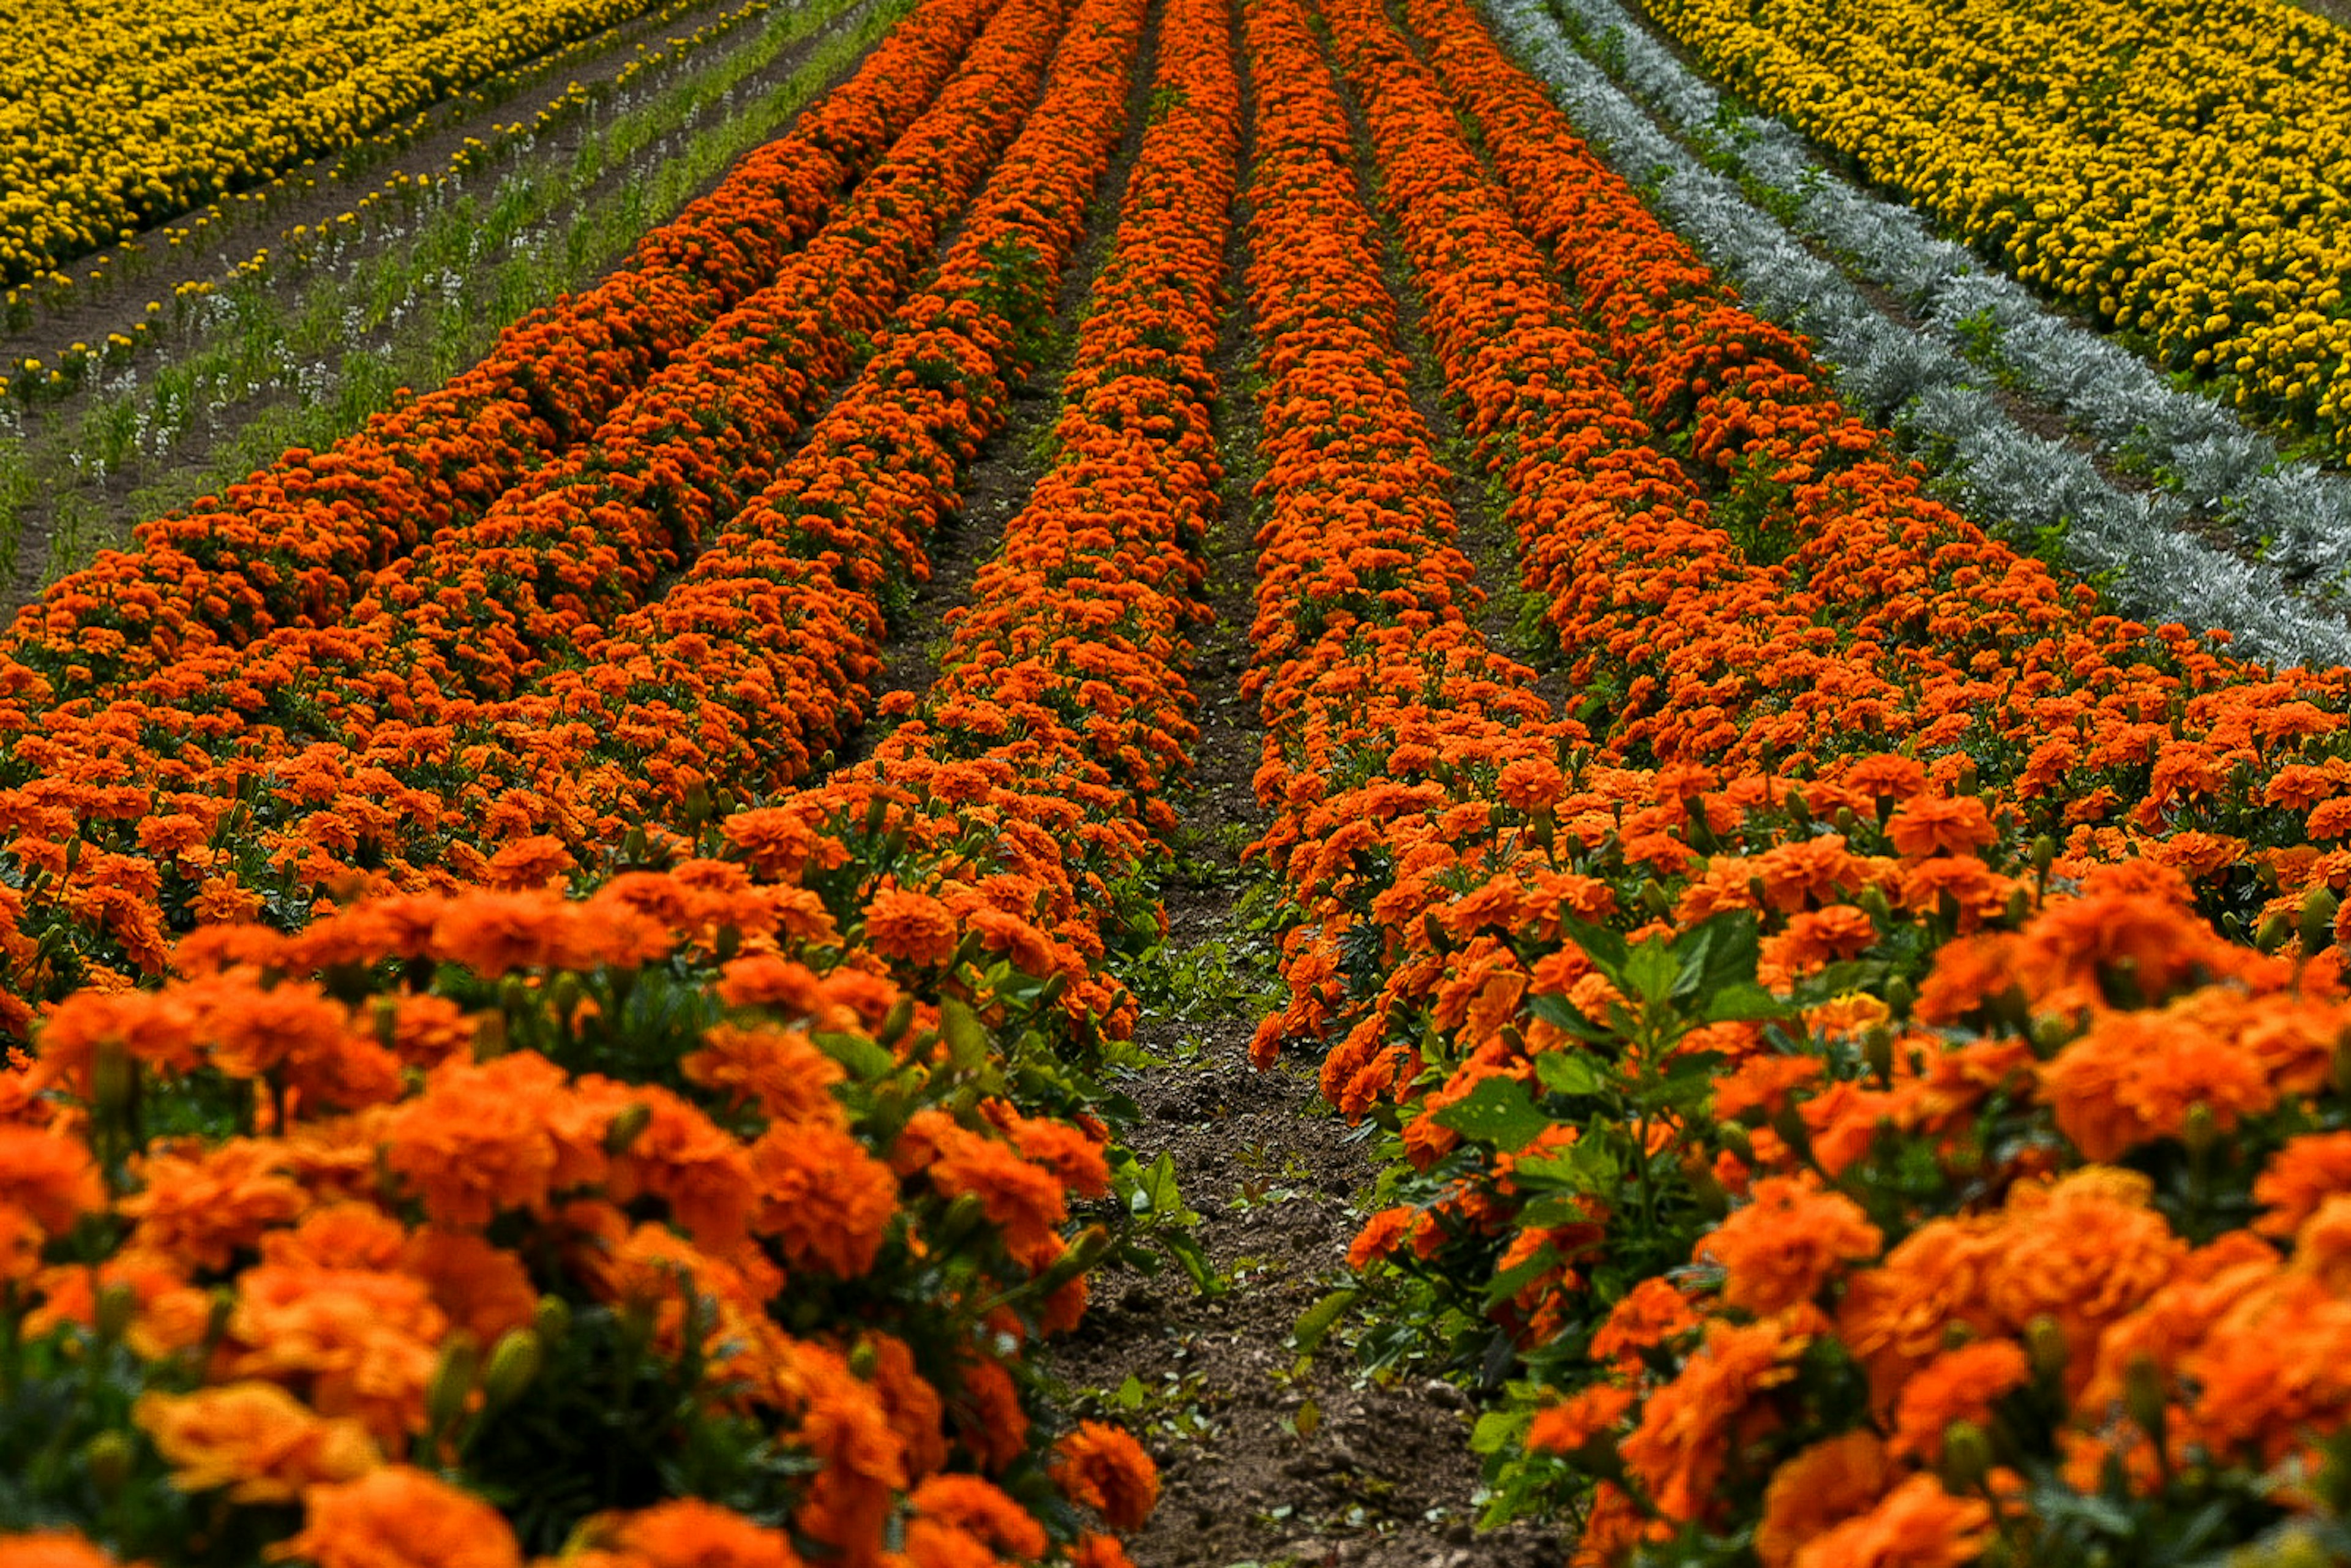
xmin=0 ymin=1532 xmax=132 ymax=1568
xmin=0 ymin=1125 xmax=105 ymax=1239
xmin=269 ymin=1466 xmax=520 ymax=1568
xmin=134 ymin=1381 xmax=382 ymax=1503
xmin=750 ymin=1122 xmax=899 ymax=1277
xmin=1054 ymin=1420 xmax=1159 ymax=1530
xmin=864 ymin=888 xmax=959 ymax=968
xmin=1885 ymin=795 xmax=1994 ymax=860
xmin=593 ymin=1497 xmax=803 ymax=1567
xmin=1699 ymin=1174 xmax=1881 ymax=1315
xmin=1526 ymin=1384 xmax=1635 ymax=1455
xmin=1791 ymin=1473 xmax=1993 ymax=1568
xmin=1755 ymin=1430 xmax=1892 ymax=1568
xmin=1889 ymin=1339 xmax=2031 ymax=1461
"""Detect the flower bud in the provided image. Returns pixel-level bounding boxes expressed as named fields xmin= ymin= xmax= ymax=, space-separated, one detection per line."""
xmin=2026 ymin=1315 xmax=2068 ymax=1385
xmin=532 ymin=1294 xmax=572 ymax=1349
xmin=604 ymin=1102 xmax=651 ymax=1155
xmin=878 ymin=994 xmax=915 ymax=1049
xmin=2030 ymin=835 xmax=2057 ymax=877
xmin=83 ymin=1431 xmax=134 ymax=1499
xmin=482 ymin=1328 xmax=543 ymax=1408
xmin=2257 ymin=911 xmax=2293 ymax=955
xmin=2181 ymin=1102 xmax=2219 ymax=1160
xmin=94 ymin=1281 xmax=138 ymax=1346
xmin=425 ymin=1331 xmax=481 ymax=1436
xmin=1863 ymin=1024 xmax=1895 ymax=1086
xmin=91 ymin=1030 xmax=135 ymax=1111
xmin=1857 ymin=885 xmax=1892 ymax=927
xmin=1883 ymin=976 xmax=1914 ymax=1020
xmin=1784 ymin=786 xmax=1812 ymax=828
xmin=473 ymin=1010 xmax=508 ymax=1061
xmin=848 ymin=1339 xmax=880 ymax=1380
xmin=1639 ymin=879 xmax=1670 ymax=919
xmin=1940 ymin=1419 xmax=1991 ymax=1492
xmin=2305 ymin=887 xmax=2341 ymax=958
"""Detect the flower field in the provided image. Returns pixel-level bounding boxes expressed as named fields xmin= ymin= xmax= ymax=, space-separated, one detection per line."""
xmin=7 ymin=0 xmax=2351 ymax=1562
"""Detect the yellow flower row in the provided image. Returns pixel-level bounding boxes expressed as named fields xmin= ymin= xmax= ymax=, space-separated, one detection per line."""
xmin=1637 ymin=0 xmax=2351 ymax=457
xmin=0 ymin=0 xmax=678 ymax=285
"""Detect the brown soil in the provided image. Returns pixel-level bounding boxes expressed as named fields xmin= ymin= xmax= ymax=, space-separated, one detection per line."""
xmin=2 ymin=0 xmax=783 ymax=370
xmin=1049 ymin=20 xmax=1562 ymax=1564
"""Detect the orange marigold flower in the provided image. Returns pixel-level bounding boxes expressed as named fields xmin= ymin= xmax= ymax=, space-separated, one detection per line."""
xmin=1889 ymin=1340 xmax=2031 ymax=1461
xmin=119 ymin=1139 xmax=306 ymax=1272
xmin=1755 ymin=1430 xmax=1892 ymax=1568
xmin=0 ymin=1531 xmax=133 ymax=1568
xmin=909 ymin=1473 xmax=1048 ymax=1561
xmin=268 ymin=1466 xmax=520 ymax=1568
xmin=1885 ymin=795 xmax=1995 ymax=861
xmin=680 ymin=1023 xmax=847 ymax=1128
xmin=133 ymin=1381 xmax=381 ymax=1504
xmin=1590 ymin=1277 xmax=1700 ymax=1367
xmin=2039 ymin=1008 xmax=2275 ymax=1162
xmin=1621 ymin=1315 xmax=1813 ymax=1522
xmin=1699 ymin=1174 xmax=1882 ymax=1315
xmin=1791 ymin=1473 xmax=1992 ymax=1568
xmin=594 ymin=1497 xmax=801 ymax=1568
xmin=1526 ymin=1384 xmax=1635 ymax=1455
xmin=0 ymin=1125 xmax=105 ymax=1238
xmin=1346 ymin=1206 xmax=1416 ymax=1269
xmin=925 ymin=1126 xmax=1065 ymax=1266
xmin=864 ymin=888 xmax=959 ymax=969
xmin=1054 ymin=1420 xmax=1159 ymax=1531
xmin=2255 ymin=1131 xmax=2351 ymax=1239
xmin=749 ymin=1122 xmax=899 ymax=1278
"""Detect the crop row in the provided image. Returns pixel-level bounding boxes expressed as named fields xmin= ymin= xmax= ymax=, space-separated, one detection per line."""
xmin=1483 ymin=0 xmax=2351 ymax=670
xmin=0 ymin=0 xmax=1252 ymax=1553
xmin=1632 ymin=0 xmax=2351 ymax=462
xmin=9 ymin=0 xmax=999 ymax=703
xmin=1240 ymin=0 xmax=2351 ymax=1556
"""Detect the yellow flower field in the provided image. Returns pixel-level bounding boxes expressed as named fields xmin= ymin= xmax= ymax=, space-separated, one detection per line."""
xmin=0 ymin=0 xmax=679 ymax=285
xmin=1637 ymin=0 xmax=2351 ymax=457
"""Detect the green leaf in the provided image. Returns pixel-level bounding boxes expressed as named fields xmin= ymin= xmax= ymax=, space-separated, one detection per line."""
xmin=1701 ymin=981 xmax=1788 ymax=1022
xmin=1622 ymin=938 xmax=1678 ymax=1004
xmin=1559 ymin=913 xmax=1629 ymax=983
xmin=1117 ymin=1374 xmax=1146 ymax=1411
xmin=1672 ymin=912 xmax=1763 ymax=1005
xmin=1471 ymin=1406 xmax=1529 ymax=1455
xmin=1534 ymin=1051 xmax=1606 ymax=1097
xmin=1163 ymin=1231 xmax=1226 ymax=1296
xmin=1291 ymin=1287 xmax=1359 ymax=1354
xmin=940 ymin=997 xmax=990 ymax=1070
xmin=1433 ymin=1075 xmax=1554 ymax=1152
xmin=1527 ymin=989 xmax=1607 ymax=1042
xmin=810 ymin=1030 xmax=893 ymax=1081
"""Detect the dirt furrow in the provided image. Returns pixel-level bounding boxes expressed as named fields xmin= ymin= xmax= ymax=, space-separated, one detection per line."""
xmin=1048 ymin=10 xmax=1561 ymax=1562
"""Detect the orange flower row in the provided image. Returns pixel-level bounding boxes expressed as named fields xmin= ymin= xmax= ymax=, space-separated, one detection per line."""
xmin=2 ymin=0 xmax=1008 ymax=707
xmin=1239 ymin=0 xmax=2351 ymax=1556
xmin=2 ymin=806 xmax=1150 ymax=1566
xmin=0 ymin=0 xmax=1091 ymax=1022
xmin=0 ymin=2 xmax=1245 ymax=1555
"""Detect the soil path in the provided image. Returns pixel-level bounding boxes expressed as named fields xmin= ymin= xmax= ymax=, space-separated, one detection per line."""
xmin=1051 ymin=13 xmax=1562 ymax=1562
